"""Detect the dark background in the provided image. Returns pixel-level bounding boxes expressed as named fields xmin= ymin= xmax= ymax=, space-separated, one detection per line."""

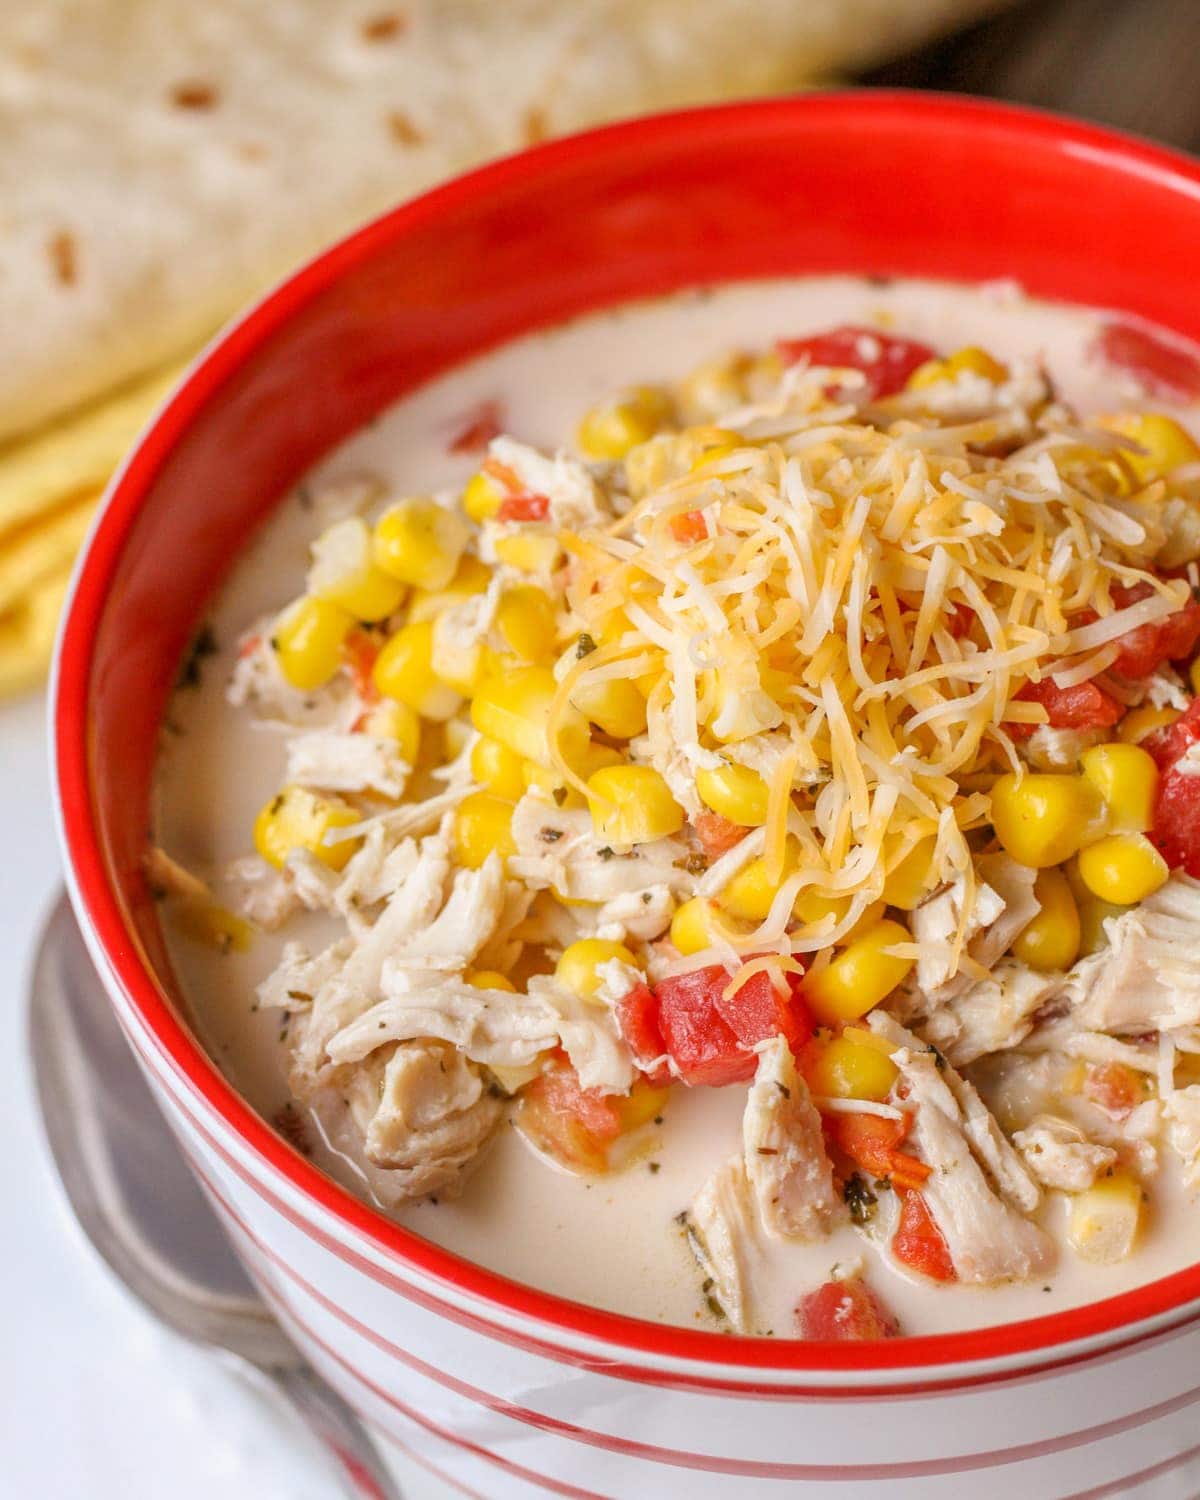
xmin=866 ymin=0 xmax=1200 ymax=151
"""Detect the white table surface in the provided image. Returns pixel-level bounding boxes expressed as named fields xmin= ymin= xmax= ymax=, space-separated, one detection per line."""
xmin=1 ymin=692 xmax=456 ymax=1499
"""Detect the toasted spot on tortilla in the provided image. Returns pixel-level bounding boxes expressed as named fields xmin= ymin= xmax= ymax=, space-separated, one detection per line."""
xmin=170 ymin=80 xmax=218 ymax=110
xmin=47 ymin=231 xmax=77 ymax=287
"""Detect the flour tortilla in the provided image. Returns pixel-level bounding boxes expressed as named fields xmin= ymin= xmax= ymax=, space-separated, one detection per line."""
xmin=0 ymin=0 xmax=1004 ymax=446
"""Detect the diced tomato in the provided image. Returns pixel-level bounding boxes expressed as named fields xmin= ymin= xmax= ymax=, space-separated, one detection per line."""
xmin=718 ymin=968 xmax=812 ymax=1055
xmin=669 ymin=510 xmax=709 ymax=544
xmin=892 ymin=1189 xmax=956 ymax=1282
xmin=615 ymin=984 xmax=671 ymax=1086
xmin=795 ymin=1277 xmax=900 ymax=1341
xmin=448 ymin=399 xmax=504 ymax=454
xmin=653 ymin=963 xmax=809 ymax=1087
xmin=947 ymin=602 xmax=974 ymax=640
xmin=654 ymin=968 xmax=754 ymax=1087
xmin=1145 ymin=699 xmax=1200 ymax=875
xmin=777 ymin=326 xmax=936 ymax=400
xmin=829 ymin=1112 xmax=930 ymax=1191
xmin=1004 ymin=677 xmax=1124 ymax=740
xmin=1145 ymin=697 xmax=1200 ymax=770
xmin=692 ymin=811 xmax=748 ymax=860
xmin=1102 ymin=582 xmax=1200 ymax=680
xmin=1083 ymin=1062 xmax=1144 ymax=1118
xmin=1092 ymin=322 xmax=1200 ymax=402
xmin=498 ymin=492 xmax=550 ymax=523
xmin=343 ymin=630 xmax=381 ymax=705
xmin=518 ymin=1062 xmax=623 ymax=1173
xmin=1153 ymin=761 xmax=1200 ymax=875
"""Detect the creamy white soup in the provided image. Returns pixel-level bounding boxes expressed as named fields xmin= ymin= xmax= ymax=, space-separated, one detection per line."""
xmin=154 ymin=276 xmax=1200 ymax=1340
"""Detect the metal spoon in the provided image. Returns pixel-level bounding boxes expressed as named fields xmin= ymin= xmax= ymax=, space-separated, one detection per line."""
xmin=28 ymin=894 xmax=401 ymax=1500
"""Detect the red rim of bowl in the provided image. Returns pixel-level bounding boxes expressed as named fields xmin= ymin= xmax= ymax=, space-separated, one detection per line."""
xmin=53 ymin=91 xmax=1200 ymax=1383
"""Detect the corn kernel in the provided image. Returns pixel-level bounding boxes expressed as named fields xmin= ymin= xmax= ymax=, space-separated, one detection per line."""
xmin=490 ymin=1059 xmax=547 ymax=1095
xmin=586 ymin=765 xmax=684 ymax=847
xmin=695 ymin=761 xmax=769 ymax=827
xmin=670 ymin=896 xmax=722 ymax=956
xmin=577 ymin=385 xmax=674 ymax=460
xmin=1099 ymin=413 xmax=1200 ymax=483
xmin=496 ymin=587 xmax=556 ymax=662
xmin=463 ymin=471 xmax=504 ymax=522
xmin=1076 ymin=832 xmax=1169 ymax=905
xmin=989 ymin=773 xmax=1107 ymax=868
xmin=470 ymin=735 xmax=527 ymax=800
xmin=718 ymin=854 xmax=783 ymax=923
xmin=465 ymin=969 xmax=516 ymax=992
xmin=253 ymin=786 xmax=362 ymax=872
xmin=272 ymin=595 xmax=354 ymax=691
xmin=1081 ymin=895 xmax=1125 ymax=956
xmin=1068 ymin=1170 xmax=1144 ymax=1264
xmin=677 ymin=354 xmax=753 ymax=422
xmin=1012 ymin=867 xmax=1081 ymax=971
xmin=908 ymin=346 xmax=1008 ymax=390
xmin=571 ymin=677 xmax=648 ymax=740
xmin=308 ymin=516 xmax=407 ymax=622
xmin=791 ymin=891 xmax=886 ymax=942
xmin=521 ymin=759 xmax=586 ymax=809
xmin=802 ymin=919 xmax=914 ymax=1025
xmin=882 ymin=834 xmax=939 ymax=910
xmin=372 ymin=619 xmax=462 ymax=721
xmin=615 ymin=1079 xmax=671 ymax=1131
xmin=175 ymin=902 xmax=253 ymax=954
xmin=452 ymin=792 xmax=516 ymax=869
xmin=407 ymin=555 xmax=492 ymax=623
xmin=806 ymin=1035 xmax=898 ymax=1102
xmin=493 ymin=531 xmax=562 ymax=574
xmin=686 ymin=426 xmax=743 ymax=472
xmin=555 ymin=938 xmax=641 ymax=1000
xmin=373 ymin=499 xmax=470 ymax=591
xmin=360 ymin=699 xmax=421 ymax=766
xmin=1118 ymin=703 xmax=1180 ymax=744
xmin=1080 ymin=742 xmax=1158 ymax=833
xmin=470 ymin=665 xmax=588 ymax=768
xmin=519 ymin=738 xmax=624 ymax=810
xmin=441 ymin=716 xmax=473 ymax=761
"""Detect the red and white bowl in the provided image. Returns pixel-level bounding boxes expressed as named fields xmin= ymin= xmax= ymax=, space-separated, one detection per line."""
xmin=53 ymin=94 xmax=1200 ymax=1497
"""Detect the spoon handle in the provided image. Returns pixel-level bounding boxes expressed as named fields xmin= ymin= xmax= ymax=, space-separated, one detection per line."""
xmin=271 ymin=1361 xmax=403 ymax=1499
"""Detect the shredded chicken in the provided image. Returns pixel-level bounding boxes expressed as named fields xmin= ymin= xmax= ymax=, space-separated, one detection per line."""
xmin=869 ymin=1013 xmax=1053 ymax=1283
xmin=509 ymin=791 xmax=694 ymax=905
xmin=285 ymin=730 xmax=411 ymax=800
xmin=911 ymin=856 xmax=1038 ymax=1003
xmin=686 ymin=1156 xmax=763 ymax=1334
xmin=1013 ymin=1117 xmax=1118 ymax=1192
xmin=327 ymin=972 xmax=562 ymax=1073
xmin=1066 ymin=876 xmax=1200 ymax=1033
xmin=912 ymin=875 xmax=1005 ymax=995
xmin=915 ymin=961 xmax=1061 ymax=1066
xmin=743 ymin=1037 xmax=841 ymax=1241
xmin=1021 ymin=725 xmax=1107 ymax=770
xmin=1163 ymin=1086 xmax=1200 ymax=1187
xmin=344 ymin=1040 xmax=502 ymax=1197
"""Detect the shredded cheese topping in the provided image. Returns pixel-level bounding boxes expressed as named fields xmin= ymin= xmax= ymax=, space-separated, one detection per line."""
xmin=550 ymin=365 xmax=1187 ymax=964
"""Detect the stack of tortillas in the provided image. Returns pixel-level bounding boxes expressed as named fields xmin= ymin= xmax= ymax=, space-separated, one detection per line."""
xmin=0 ymin=0 xmax=1003 ymax=695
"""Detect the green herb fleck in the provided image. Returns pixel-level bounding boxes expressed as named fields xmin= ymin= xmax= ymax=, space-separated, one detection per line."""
xmin=843 ymin=1173 xmax=878 ymax=1225
xmin=176 ymin=623 xmax=218 ymax=689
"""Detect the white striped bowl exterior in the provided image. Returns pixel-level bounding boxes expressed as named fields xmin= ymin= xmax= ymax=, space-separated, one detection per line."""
xmin=80 ymin=912 xmax=1200 ymax=1500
